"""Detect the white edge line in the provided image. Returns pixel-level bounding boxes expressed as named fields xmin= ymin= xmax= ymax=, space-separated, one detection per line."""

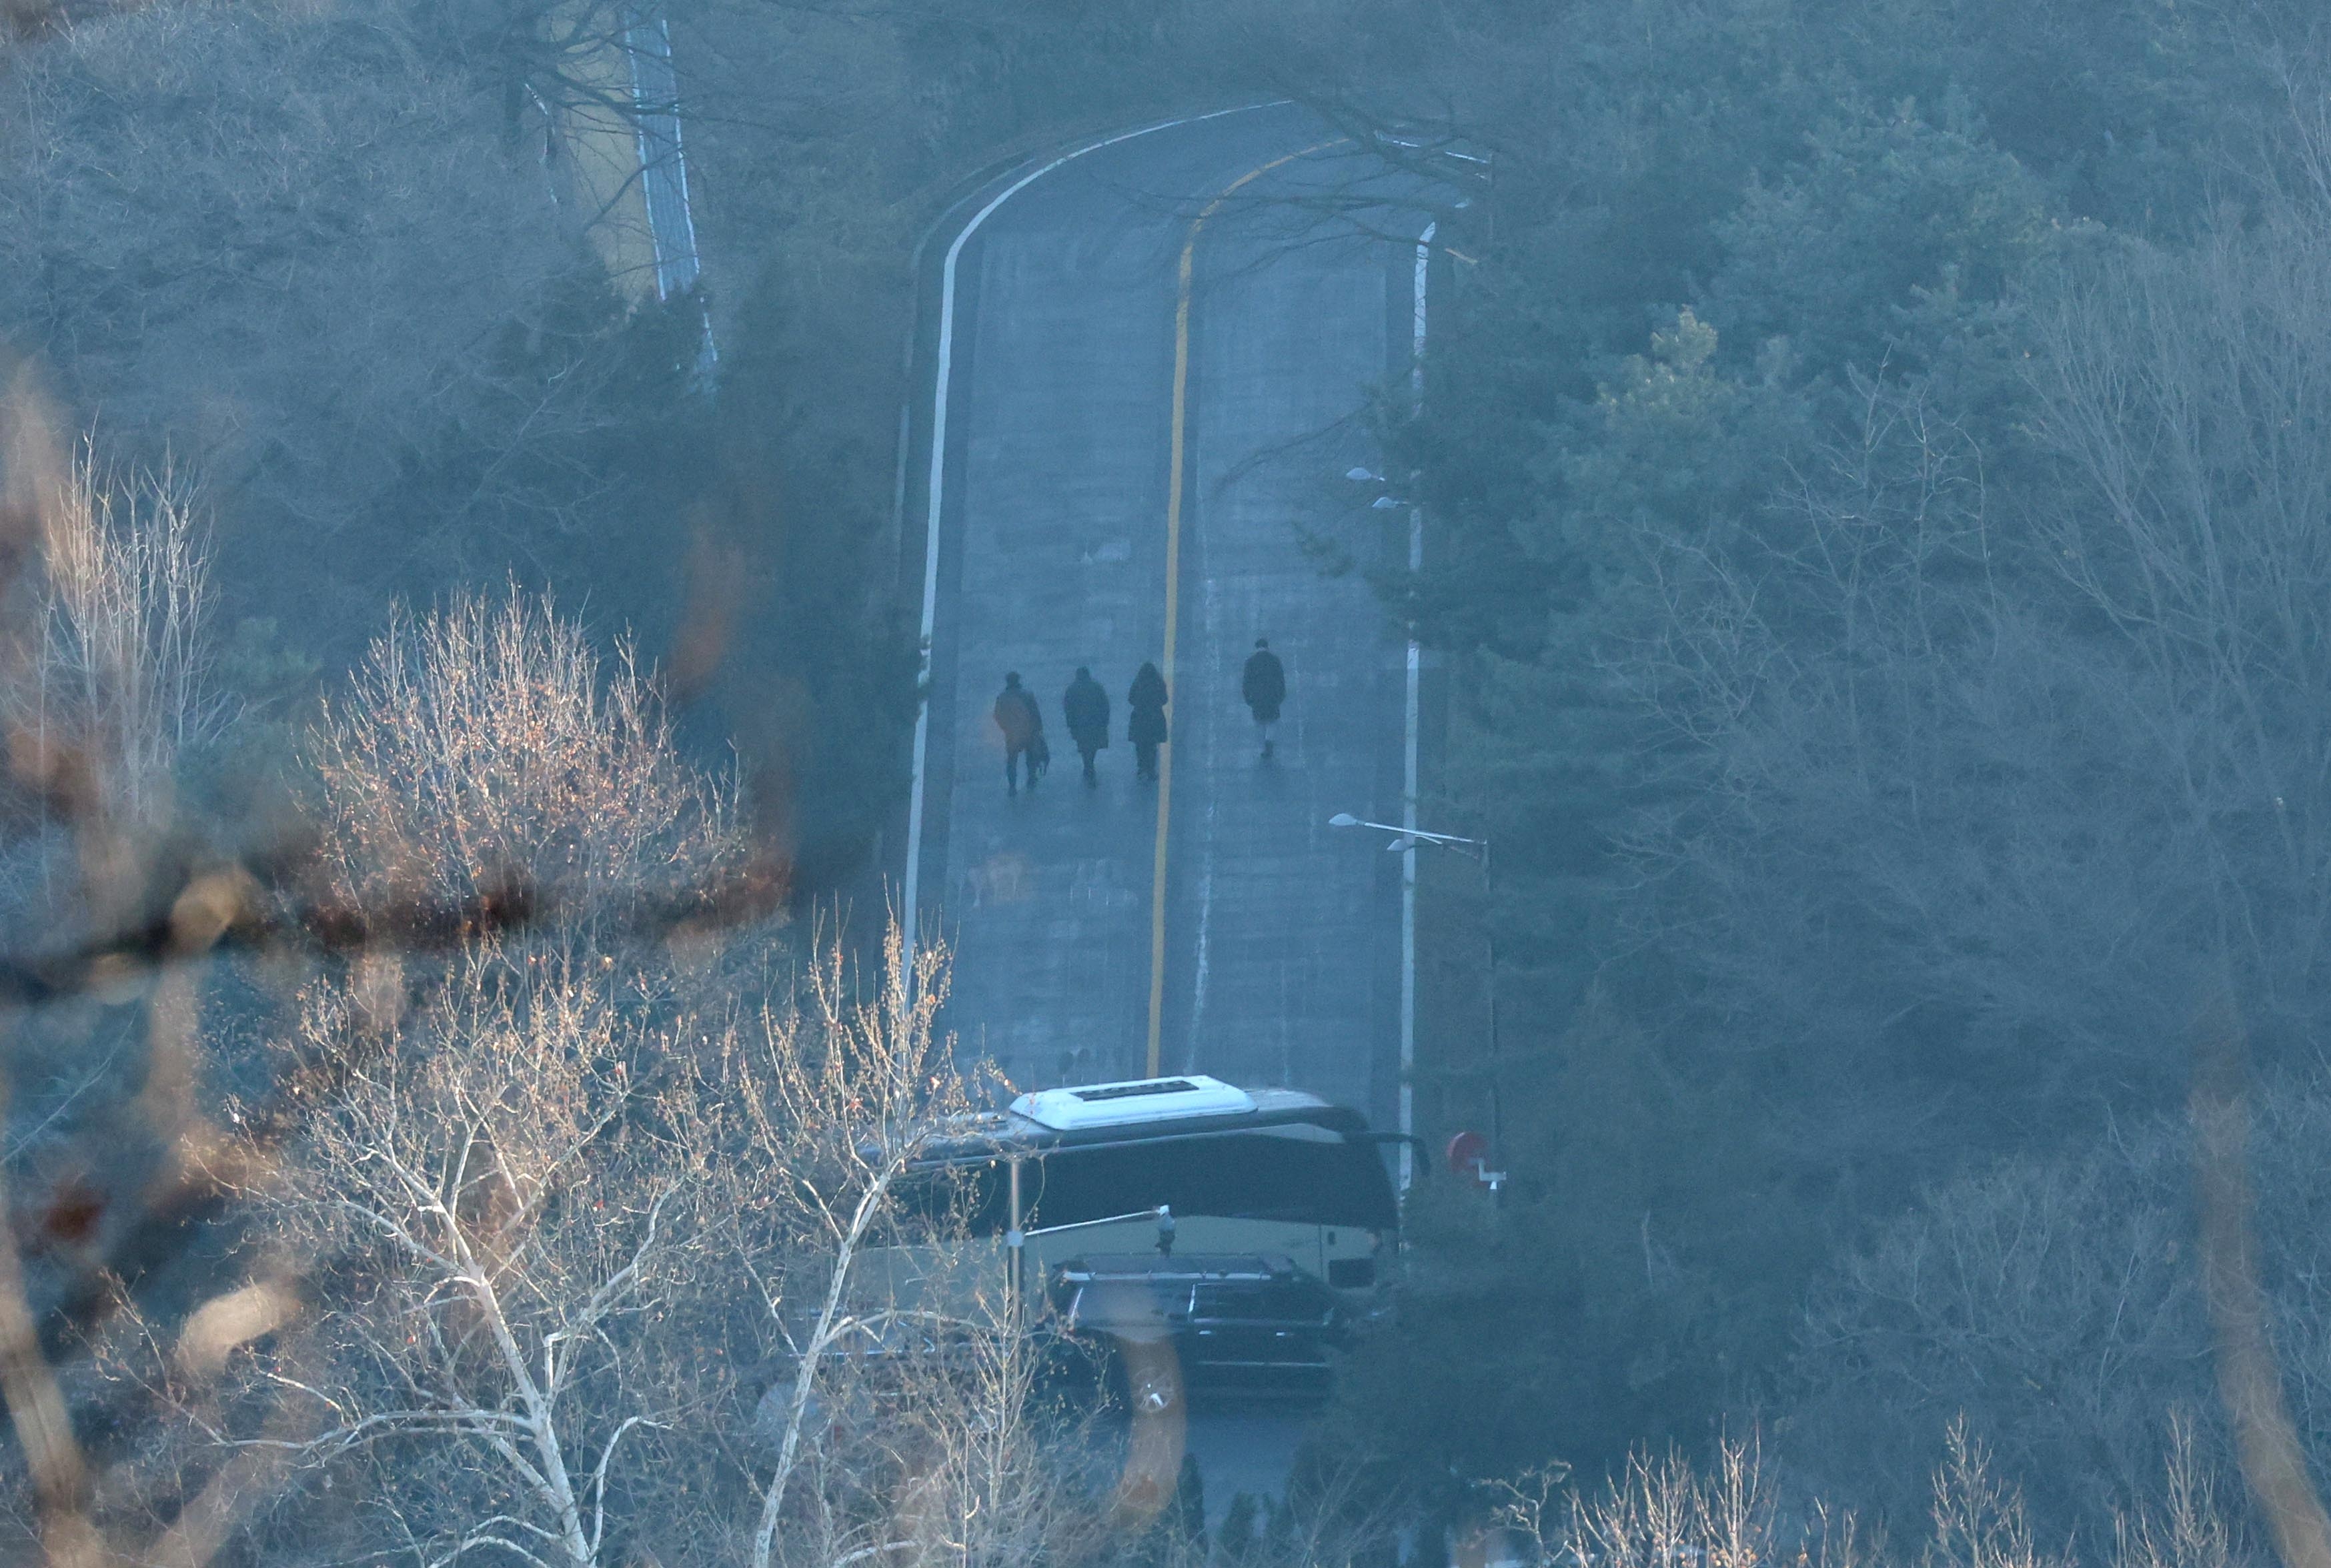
xmin=899 ymin=103 xmax=1288 ymax=989
xmin=1400 ymin=220 xmax=1434 ymax=1195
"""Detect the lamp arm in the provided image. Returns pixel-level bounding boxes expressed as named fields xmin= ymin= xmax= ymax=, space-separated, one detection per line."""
xmin=1007 ymin=1205 xmax=1172 ymax=1244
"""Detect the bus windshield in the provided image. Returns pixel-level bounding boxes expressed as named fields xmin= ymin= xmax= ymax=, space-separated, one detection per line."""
xmin=896 ymin=1124 xmax=1399 ymax=1237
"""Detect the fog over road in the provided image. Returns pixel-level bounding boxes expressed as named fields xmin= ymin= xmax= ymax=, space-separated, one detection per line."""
xmin=904 ymin=103 xmax=1428 ymax=1137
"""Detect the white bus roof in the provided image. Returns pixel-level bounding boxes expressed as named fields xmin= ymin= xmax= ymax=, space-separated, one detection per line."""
xmin=906 ymin=1080 xmax=1362 ymax=1164
xmin=1010 ymin=1074 xmax=1257 ymax=1131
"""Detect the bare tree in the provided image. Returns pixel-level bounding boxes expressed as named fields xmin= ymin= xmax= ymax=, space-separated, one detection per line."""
xmin=719 ymin=920 xmax=978 ymax=1568
xmin=1600 ymin=141 xmax=2331 ymax=1118
xmin=0 ymin=579 xmax=761 ymax=1567
xmin=226 ymin=954 xmax=718 ymax=1568
xmin=7 ymin=582 xmax=1112 ymax=1568
xmin=189 ymin=911 xmax=1110 ymax=1568
xmin=1615 ymin=364 xmax=2216 ymax=1134
xmin=2023 ymin=193 xmax=2331 ymax=1036
xmin=0 ymin=0 xmax=671 ymax=647
xmin=1784 ymin=1061 xmax=2331 ymax=1549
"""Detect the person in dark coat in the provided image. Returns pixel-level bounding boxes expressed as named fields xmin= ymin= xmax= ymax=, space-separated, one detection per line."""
xmin=1242 ymin=636 xmax=1287 ymax=759
xmin=1127 ymin=662 xmax=1169 ymax=782
xmin=993 ymin=672 xmax=1044 ymax=794
xmin=1062 ymin=666 xmax=1111 ymax=786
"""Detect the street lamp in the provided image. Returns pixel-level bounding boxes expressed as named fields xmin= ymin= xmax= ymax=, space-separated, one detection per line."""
xmin=1329 ymin=812 xmax=1501 ymax=1201
xmin=1329 ymin=812 xmax=1487 ymax=866
xmin=1343 ymin=470 xmax=1410 ymax=510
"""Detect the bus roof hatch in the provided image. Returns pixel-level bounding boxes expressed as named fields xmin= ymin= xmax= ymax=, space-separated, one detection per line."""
xmin=1011 ymin=1075 xmax=1258 ymax=1130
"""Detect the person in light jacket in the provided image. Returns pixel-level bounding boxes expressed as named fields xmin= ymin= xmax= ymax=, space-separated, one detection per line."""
xmin=993 ymin=672 xmax=1044 ymax=794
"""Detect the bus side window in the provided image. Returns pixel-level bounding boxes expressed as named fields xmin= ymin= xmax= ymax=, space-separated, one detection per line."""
xmin=1016 ymin=1132 xmax=1397 ymax=1232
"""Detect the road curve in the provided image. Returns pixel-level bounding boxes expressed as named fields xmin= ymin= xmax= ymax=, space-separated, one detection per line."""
xmin=901 ymin=103 xmax=1425 ymax=1133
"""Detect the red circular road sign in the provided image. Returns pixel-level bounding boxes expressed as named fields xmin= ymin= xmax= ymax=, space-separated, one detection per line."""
xmin=1445 ymin=1130 xmax=1491 ymax=1187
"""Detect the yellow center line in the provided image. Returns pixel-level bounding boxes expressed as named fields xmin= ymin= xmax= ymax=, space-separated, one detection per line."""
xmin=1146 ymin=137 xmax=1349 ymax=1078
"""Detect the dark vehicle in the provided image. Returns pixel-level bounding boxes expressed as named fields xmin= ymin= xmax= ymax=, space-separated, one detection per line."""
xmin=871 ymin=1076 xmax=1401 ymax=1397
xmin=1049 ymin=1253 xmax=1347 ymax=1397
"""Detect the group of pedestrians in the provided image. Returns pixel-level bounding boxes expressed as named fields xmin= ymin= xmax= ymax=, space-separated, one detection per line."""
xmin=991 ymin=639 xmax=1287 ymax=796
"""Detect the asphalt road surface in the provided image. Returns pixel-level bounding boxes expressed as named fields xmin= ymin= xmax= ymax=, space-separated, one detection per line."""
xmin=908 ymin=103 xmax=1425 ymax=1136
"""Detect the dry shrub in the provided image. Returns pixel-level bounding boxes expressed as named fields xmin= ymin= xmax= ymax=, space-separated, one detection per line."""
xmin=307 ymin=590 xmax=744 ymax=925
xmin=1483 ymin=1427 xmax=2167 ymax=1568
xmin=0 ymin=425 xmax=225 ymax=937
xmin=2112 ymin=1418 xmax=2244 ymax=1568
xmin=1492 ymin=1438 xmax=1786 ymax=1568
xmin=19 ymin=448 xmax=219 ymax=830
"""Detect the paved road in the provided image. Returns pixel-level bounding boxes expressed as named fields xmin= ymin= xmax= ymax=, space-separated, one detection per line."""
xmin=909 ymin=104 xmax=1423 ymax=1135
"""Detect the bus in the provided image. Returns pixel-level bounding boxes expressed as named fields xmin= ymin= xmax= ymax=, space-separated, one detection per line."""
xmin=876 ymin=1074 xmax=1404 ymax=1395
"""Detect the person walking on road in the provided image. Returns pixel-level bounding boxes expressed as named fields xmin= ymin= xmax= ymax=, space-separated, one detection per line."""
xmin=1242 ymin=636 xmax=1287 ymax=760
xmin=993 ymin=672 xmax=1045 ymax=795
xmin=1063 ymin=666 xmax=1111 ymax=786
xmin=1128 ymin=662 xmax=1169 ymax=782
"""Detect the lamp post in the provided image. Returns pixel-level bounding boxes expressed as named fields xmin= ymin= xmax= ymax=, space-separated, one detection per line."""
xmin=1329 ymin=812 xmax=1501 ymax=1199
xmin=1347 ymin=466 xmax=1411 ymax=510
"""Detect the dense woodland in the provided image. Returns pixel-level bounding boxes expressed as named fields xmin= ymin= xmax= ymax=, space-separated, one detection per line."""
xmin=5 ymin=0 xmax=2331 ymax=1563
